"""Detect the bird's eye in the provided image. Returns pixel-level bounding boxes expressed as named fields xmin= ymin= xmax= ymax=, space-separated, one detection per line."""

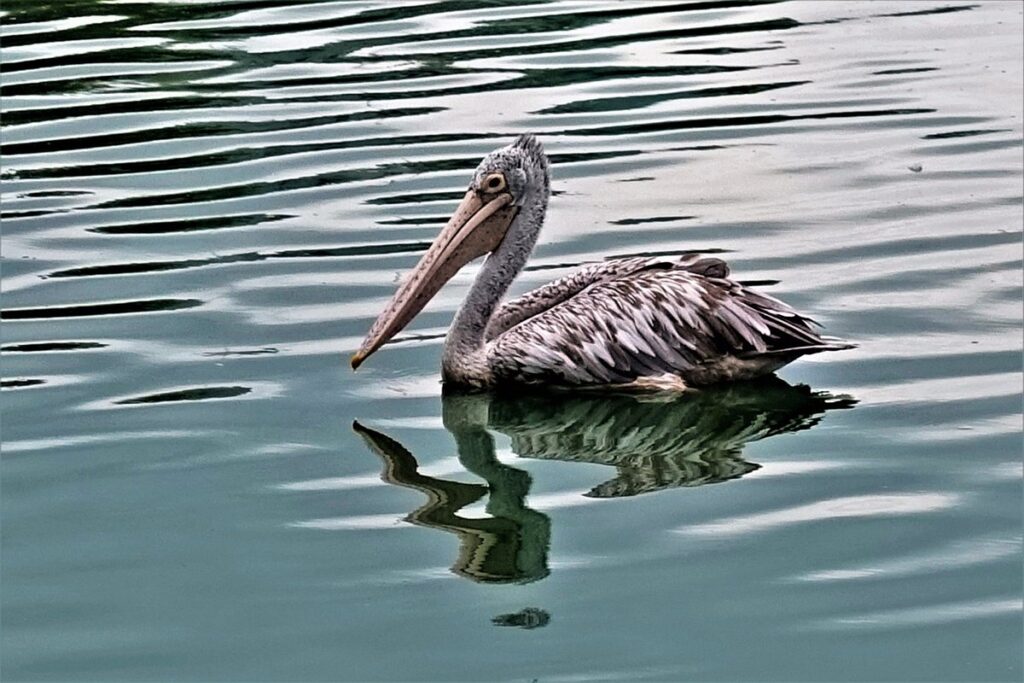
xmin=482 ymin=173 xmax=507 ymax=193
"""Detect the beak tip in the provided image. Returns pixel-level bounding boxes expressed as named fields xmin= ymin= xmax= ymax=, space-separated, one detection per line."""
xmin=350 ymin=352 xmax=364 ymax=370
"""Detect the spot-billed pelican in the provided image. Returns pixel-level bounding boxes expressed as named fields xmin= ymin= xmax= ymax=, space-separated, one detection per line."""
xmin=351 ymin=134 xmax=852 ymax=388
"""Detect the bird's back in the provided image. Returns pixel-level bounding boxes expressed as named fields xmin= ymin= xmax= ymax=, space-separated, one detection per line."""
xmin=487 ymin=255 xmax=852 ymax=388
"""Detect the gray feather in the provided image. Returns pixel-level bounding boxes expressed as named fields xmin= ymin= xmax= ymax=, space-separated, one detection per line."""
xmin=487 ymin=255 xmax=852 ymax=387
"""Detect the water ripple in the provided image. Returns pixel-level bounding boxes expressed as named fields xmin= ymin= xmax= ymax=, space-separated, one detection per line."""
xmin=793 ymin=534 xmax=1023 ymax=583
xmin=1 ymin=298 xmax=204 ymax=320
xmin=819 ymin=597 xmax=1022 ymax=631
xmin=676 ymin=493 xmax=961 ymax=537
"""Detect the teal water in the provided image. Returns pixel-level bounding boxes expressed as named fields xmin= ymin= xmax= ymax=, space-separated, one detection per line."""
xmin=1 ymin=1 xmax=1022 ymax=681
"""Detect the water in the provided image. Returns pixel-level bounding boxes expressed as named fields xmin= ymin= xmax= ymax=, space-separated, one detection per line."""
xmin=1 ymin=1 xmax=1021 ymax=680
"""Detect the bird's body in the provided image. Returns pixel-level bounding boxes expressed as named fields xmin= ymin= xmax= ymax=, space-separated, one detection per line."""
xmin=352 ymin=134 xmax=851 ymax=388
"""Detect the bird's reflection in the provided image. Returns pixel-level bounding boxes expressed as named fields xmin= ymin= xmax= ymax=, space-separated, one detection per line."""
xmin=353 ymin=419 xmax=551 ymax=585
xmin=354 ymin=377 xmax=854 ymax=584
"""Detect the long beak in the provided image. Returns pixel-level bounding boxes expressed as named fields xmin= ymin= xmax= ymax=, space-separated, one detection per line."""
xmin=351 ymin=189 xmax=516 ymax=369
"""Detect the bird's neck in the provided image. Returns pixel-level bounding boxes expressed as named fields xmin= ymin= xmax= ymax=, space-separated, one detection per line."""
xmin=442 ymin=194 xmax=545 ymax=383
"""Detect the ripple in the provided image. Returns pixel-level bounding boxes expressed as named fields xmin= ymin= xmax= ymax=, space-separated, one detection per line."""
xmin=1 ymin=105 xmax=444 ymax=157
xmin=290 ymin=514 xmax=408 ymax=531
xmin=87 ymin=212 xmax=292 ymax=235
xmin=1 ymin=37 xmax=170 ymax=66
xmin=607 ymin=214 xmax=696 ymax=225
xmin=793 ymin=533 xmax=1023 ymax=583
xmin=536 ymin=79 xmax=811 ymax=114
xmin=819 ymin=597 xmax=1022 ymax=630
xmin=1 ymin=378 xmax=47 ymax=389
xmin=921 ymin=128 xmax=1013 ymax=140
xmin=200 ymin=347 xmax=278 ymax=358
xmin=276 ymin=474 xmax=384 ymax=493
xmin=0 ymin=15 xmax=126 ymax=39
xmin=873 ymin=4 xmax=980 ymax=19
xmin=45 ymin=242 xmax=432 ymax=279
xmin=2 ymin=429 xmax=211 ymax=454
xmin=0 ymin=341 xmax=107 ymax=352
xmin=0 ymin=298 xmax=203 ymax=320
xmin=352 ymin=16 xmax=802 ymax=59
xmin=677 ymin=493 xmax=961 ymax=537
xmin=113 ymin=385 xmax=252 ymax=405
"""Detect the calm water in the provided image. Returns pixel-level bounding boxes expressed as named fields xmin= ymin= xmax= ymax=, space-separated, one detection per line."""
xmin=2 ymin=1 xmax=1022 ymax=681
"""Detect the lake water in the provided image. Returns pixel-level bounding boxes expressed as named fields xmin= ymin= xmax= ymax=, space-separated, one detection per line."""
xmin=1 ymin=1 xmax=1022 ymax=681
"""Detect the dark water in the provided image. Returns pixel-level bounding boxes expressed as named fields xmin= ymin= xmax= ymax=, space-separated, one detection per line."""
xmin=2 ymin=1 xmax=1022 ymax=680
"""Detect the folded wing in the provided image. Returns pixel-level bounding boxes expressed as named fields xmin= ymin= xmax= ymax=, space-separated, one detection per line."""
xmin=488 ymin=256 xmax=850 ymax=386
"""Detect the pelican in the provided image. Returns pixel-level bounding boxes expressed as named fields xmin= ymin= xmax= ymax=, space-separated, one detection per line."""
xmin=351 ymin=134 xmax=852 ymax=389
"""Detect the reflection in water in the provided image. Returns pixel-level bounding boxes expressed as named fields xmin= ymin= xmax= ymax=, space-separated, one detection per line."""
xmin=355 ymin=378 xmax=854 ymax=583
xmin=487 ymin=378 xmax=856 ymax=497
xmin=353 ymin=420 xmax=551 ymax=585
xmin=492 ymin=607 xmax=551 ymax=630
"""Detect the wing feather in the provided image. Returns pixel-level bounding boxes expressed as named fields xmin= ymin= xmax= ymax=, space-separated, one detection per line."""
xmin=488 ymin=255 xmax=849 ymax=386
xmin=484 ymin=256 xmax=667 ymax=341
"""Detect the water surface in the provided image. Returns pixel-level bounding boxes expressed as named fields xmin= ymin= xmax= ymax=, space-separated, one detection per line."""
xmin=2 ymin=1 xmax=1022 ymax=681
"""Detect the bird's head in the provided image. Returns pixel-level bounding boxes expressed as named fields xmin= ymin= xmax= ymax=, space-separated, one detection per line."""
xmin=470 ymin=133 xmax=550 ymax=210
xmin=350 ymin=134 xmax=550 ymax=370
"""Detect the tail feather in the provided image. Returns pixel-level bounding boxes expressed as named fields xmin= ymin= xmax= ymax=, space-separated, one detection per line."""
xmin=742 ymin=340 xmax=855 ymax=360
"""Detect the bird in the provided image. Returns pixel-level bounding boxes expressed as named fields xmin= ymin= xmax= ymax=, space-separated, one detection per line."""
xmin=350 ymin=134 xmax=853 ymax=389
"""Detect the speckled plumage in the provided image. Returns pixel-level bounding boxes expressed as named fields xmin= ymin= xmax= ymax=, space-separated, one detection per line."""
xmin=483 ymin=254 xmax=850 ymax=387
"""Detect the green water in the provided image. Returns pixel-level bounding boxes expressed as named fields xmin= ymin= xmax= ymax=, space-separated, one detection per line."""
xmin=1 ymin=1 xmax=1021 ymax=681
